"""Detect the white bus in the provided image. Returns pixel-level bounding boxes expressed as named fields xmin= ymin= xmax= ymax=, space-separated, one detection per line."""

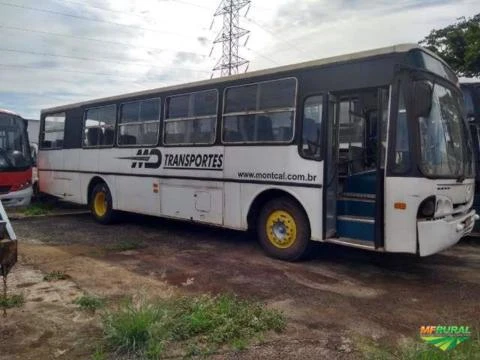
xmin=38 ymin=44 xmax=477 ymax=260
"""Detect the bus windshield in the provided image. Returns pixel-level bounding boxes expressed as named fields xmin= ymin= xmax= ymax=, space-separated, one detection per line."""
xmin=418 ymin=82 xmax=474 ymax=179
xmin=0 ymin=113 xmax=31 ymax=171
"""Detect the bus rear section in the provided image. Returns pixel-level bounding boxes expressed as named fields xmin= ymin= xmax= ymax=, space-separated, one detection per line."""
xmin=0 ymin=110 xmax=33 ymax=207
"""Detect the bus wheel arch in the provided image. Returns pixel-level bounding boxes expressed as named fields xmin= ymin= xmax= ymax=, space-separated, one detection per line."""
xmin=247 ymin=189 xmax=312 ymax=261
xmin=87 ymin=176 xmax=116 ymax=224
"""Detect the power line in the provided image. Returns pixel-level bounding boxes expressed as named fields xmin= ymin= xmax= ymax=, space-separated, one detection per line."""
xmin=243 ymin=16 xmax=309 ymax=56
xmin=0 ymin=47 xmax=210 ymax=73
xmin=0 ymin=24 xmax=206 ymax=56
xmin=0 ymin=63 xmax=204 ymax=79
xmin=246 ymin=47 xmax=281 ymax=66
xmin=0 ymin=1 xmax=192 ymax=37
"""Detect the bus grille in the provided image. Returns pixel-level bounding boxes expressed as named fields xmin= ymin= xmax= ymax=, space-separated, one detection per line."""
xmin=0 ymin=186 xmax=11 ymax=194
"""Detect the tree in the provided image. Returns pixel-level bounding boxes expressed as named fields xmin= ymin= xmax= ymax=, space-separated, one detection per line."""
xmin=419 ymin=14 xmax=480 ymax=78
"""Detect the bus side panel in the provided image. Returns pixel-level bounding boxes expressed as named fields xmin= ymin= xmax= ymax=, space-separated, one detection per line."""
xmin=224 ymin=182 xmax=242 ymax=229
xmin=223 ymin=146 xmax=323 ymax=240
xmin=159 ymin=179 xmax=224 ymax=225
xmin=62 ymin=149 xmax=82 ymax=203
xmin=38 ymin=150 xmax=64 ymax=197
xmin=384 ymin=177 xmax=422 ymax=253
xmin=116 ymin=176 xmax=160 ymax=216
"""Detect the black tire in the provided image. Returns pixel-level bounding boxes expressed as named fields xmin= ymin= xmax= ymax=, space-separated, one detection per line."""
xmin=257 ymin=196 xmax=311 ymax=261
xmin=90 ymin=183 xmax=116 ymax=224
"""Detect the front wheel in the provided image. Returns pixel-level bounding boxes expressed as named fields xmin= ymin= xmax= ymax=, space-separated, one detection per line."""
xmin=90 ymin=183 xmax=116 ymax=224
xmin=257 ymin=197 xmax=311 ymax=261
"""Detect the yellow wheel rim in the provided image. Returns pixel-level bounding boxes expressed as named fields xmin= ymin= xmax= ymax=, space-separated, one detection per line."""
xmin=94 ymin=192 xmax=107 ymax=217
xmin=266 ymin=210 xmax=297 ymax=249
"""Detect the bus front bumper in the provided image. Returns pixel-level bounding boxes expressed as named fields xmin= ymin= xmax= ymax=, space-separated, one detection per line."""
xmin=0 ymin=187 xmax=33 ymax=207
xmin=417 ymin=210 xmax=477 ymax=257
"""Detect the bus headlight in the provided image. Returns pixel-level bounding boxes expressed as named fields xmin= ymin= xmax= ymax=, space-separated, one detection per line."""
xmin=435 ymin=196 xmax=453 ymax=217
xmin=418 ymin=196 xmax=436 ymax=218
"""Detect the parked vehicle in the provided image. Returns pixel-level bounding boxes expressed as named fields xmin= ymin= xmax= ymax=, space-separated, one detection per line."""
xmin=461 ymin=82 xmax=480 ymax=234
xmin=38 ymin=44 xmax=477 ymax=260
xmin=0 ymin=109 xmax=33 ymax=207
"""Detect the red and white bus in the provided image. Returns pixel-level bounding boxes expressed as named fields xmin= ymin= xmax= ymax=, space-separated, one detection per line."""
xmin=0 ymin=109 xmax=34 ymax=207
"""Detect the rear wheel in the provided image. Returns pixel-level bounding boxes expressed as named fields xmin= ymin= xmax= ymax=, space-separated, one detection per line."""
xmin=90 ymin=183 xmax=116 ymax=224
xmin=257 ymin=197 xmax=311 ymax=261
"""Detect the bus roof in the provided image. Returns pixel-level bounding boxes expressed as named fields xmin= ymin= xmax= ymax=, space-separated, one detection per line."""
xmin=42 ymin=43 xmax=439 ymax=114
xmin=0 ymin=108 xmax=19 ymax=116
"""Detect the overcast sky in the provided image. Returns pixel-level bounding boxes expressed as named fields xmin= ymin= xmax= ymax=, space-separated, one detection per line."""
xmin=0 ymin=0 xmax=478 ymax=119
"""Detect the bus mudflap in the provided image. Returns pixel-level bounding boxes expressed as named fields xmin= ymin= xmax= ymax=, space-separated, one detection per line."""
xmin=417 ymin=210 xmax=477 ymax=256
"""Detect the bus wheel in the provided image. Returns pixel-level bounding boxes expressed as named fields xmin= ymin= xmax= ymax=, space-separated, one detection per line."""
xmin=90 ymin=183 xmax=115 ymax=224
xmin=257 ymin=197 xmax=310 ymax=261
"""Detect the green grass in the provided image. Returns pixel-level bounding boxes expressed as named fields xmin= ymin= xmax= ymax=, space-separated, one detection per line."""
xmin=75 ymin=295 xmax=105 ymax=312
xmin=43 ymin=270 xmax=70 ymax=281
xmin=104 ymin=240 xmax=147 ymax=252
xmin=362 ymin=332 xmax=480 ymax=360
xmin=102 ymin=294 xmax=286 ymax=359
xmin=0 ymin=293 xmax=25 ymax=309
xmin=20 ymin=203 xmax=54 ymax=216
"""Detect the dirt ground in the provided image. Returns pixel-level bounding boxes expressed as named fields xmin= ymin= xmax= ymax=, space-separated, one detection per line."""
xmin=1 ymin=211 xmax=480 ymax=359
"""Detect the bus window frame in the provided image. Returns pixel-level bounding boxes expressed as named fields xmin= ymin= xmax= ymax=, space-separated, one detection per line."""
xmin=117 ymin=97 xmax=162 ymax=148
xmin=82 ymin=104 xmax=117 ymax=149
xmin=221 ymin=77 xmax=298 ymax=145
xmin=40 ymin=112 xmax=66 ymax=150
xmin=163 ymin=88 xmax=219 ymax=147
xmin=298 ymin=93 xmax=325 ymax=161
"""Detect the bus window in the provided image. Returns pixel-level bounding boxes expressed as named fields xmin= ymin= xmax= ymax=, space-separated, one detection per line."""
xmin=118 ymin=98 xmax=160 ymax=146
xmin=392 ymin=89 xmax=410 ymax=173
xmin=164 ymin=89 xmax=217 ymax=145
xmin=223 ymin=78 xmax=296 ymax=143
xmin=301 ymin=95 xmax=323 ymax=159
xmin=41 ymin=113 xmax=65 ymax=149
xmin=83 ymin=105 xmax=116 ymax=147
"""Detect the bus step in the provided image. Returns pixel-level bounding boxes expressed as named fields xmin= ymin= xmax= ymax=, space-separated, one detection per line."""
xmin=337 ymin=215 xmax=375 ymax=242
xmin=325 ymin=237 xmax=378 ymax=251
xmin=337 ymin=197 xmax=375 ymax=218
xmin=341 ymin=192 xmax=376 ymax=200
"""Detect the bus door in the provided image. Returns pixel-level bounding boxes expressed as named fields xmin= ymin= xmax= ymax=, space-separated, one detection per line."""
xmin=326 ymin=88 xmax=388 ymax=248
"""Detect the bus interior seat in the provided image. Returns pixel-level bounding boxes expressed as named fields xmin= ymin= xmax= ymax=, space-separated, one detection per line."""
xmin=224 ymin=130 xmax=242 ymax=142
xmin=87 ymin=127 xmax=102 ymax=146
xmin=257 ymin=115 xmax=273 ymax=141
xmin=143 ymin=132 xmax=158 ymax=145
xmin=119 ymin=134 xmax=137 ymax=145
xmin=42 ymin=140 xmax=52 ymax=148
xmin=104 ymin=128 xmax=114 ymax=145
xmin=54 ymin=139 xmax=63 ymax=148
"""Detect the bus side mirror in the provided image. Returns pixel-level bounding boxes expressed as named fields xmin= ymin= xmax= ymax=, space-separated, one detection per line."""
xmin=413 ymin=81 xmax=433 ymax=118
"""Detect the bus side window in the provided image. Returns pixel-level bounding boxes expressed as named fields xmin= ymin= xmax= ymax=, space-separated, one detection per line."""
xmin=118 ymin=99 xmax=161 ymax=146
xmin=392 ymin=89 xmax=410 ymax=173
xmin=41 ymin=113 xmax=65 ymax=149
xmin=164 ymin=90 xmax=217 ymax=145
xmin=223 ymin=78 xmax=296 ymax=143
xmin=83 ymin=104 xmax=116 ymax=148
xmin=301 ymin=95 xmax=323 ymax=160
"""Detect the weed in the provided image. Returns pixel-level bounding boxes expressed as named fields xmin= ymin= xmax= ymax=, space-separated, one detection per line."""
xmin=21 ymin=203 xmax=54 ymax=216
xmin=75 ymin=295 xmax=105 ymax=312
xmin=0 ymin=293 xmax=24 ymax=309
xmin=102 ymin=294 xmax=286 ymax=358
xmin=43 ymin=270 xmax=70 ymax=281
xmin=92 ymin=345 xmax=106 ymax=360
xmin=362 ymin=331 xmax=480 ymax=360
